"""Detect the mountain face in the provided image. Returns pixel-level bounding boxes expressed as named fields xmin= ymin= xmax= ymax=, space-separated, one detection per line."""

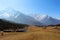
xmin=0 ymin=8 xmax=42 ymax=26
xmin=31 ymin=14 xmax=60 ymax=26
xmin=0 ymin=8 xmax=60 ymax=26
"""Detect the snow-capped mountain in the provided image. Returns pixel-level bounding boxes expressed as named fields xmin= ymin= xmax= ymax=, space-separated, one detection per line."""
xmin=0 ymin=8 xmax=42 ymax=26
xmin=57 ymin=18 xmax=60 ymax=20
xmin=31 ymin=14 xmax=60 ymax=25
xmin=0 ymin=8 xmax=60 ymax=26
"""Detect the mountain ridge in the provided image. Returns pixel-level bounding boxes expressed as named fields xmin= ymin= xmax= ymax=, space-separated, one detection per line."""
xmin=0 ymin=8 xmax=60 ymax=26
xmin=31 ymin=14 xmax=60 ymax=25
xmin=0 ymin=8 xmax=43 ymax=26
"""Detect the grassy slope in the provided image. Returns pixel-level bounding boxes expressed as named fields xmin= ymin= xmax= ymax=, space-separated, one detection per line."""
xmin=0 ymin=26 xmax=60 ymax=40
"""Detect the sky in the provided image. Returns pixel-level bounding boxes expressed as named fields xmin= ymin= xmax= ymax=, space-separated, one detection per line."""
xmin=0 ymin=0 xmax=60 ymax=18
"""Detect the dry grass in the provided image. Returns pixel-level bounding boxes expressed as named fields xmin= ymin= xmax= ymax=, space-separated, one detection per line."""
xmin=0 ymin=26 xmax=60 ymax=40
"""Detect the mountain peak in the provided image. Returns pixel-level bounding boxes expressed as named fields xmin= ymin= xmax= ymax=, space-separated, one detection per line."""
xmin=0 ymin=9 xmax=42 ymax=26
xmin=32 ymin=14 xmax=51 ymax=20
xmin=39 ymin=15 xmax=49 ymax=19
xmin=31 ymin=13 xmax=60 ymax=25
xmin=0 ymin=8 xmax=22 ymax=19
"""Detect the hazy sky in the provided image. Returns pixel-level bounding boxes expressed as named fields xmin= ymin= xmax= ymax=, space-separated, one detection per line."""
xmin=0 ymin=0 xmax=60 ymax=18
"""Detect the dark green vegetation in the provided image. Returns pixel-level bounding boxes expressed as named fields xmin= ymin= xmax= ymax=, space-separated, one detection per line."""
xmin=0 ymin=19 xmax=28 ymax=32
